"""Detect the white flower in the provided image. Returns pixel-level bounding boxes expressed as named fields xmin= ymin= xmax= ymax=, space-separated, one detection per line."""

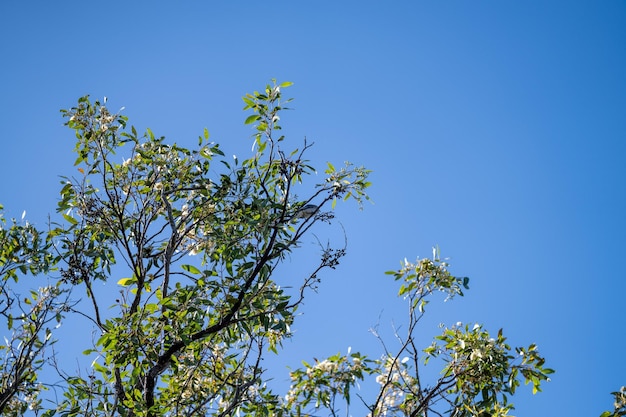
xmin=285 ymin=389 xmax=297 ymax=403
xmin=315 ymin=359 xmax=337 ymax=373
xmin=246 ymin=385 xmax=258 ymax=398
xmin=25 ymin=393 xmax=36 ymax=410
xmin=217 ymin=396 xmax=228 ymax=410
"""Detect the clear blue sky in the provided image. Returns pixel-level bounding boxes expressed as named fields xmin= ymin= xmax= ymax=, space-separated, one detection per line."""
xmin=1 ymin=2 xmax=625 ymax=415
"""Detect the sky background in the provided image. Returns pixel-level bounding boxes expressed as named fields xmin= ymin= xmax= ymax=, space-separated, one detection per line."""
xmin=1 ymin=1 xmax=625 ymax=416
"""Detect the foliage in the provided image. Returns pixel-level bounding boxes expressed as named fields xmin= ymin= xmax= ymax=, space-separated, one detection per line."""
xmin=0 ymin=207 xmax=65 ymax=416
xmin=0 ymin=81 xmax=555 ymax=417
xmin=601 ymin=387 xmax=626 ymax=417
xmin=282 ymin=252 xmax=553 ymax=417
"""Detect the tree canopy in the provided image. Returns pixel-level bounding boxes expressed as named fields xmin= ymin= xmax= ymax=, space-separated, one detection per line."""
xmin=0 ymin=81 xmax=556 ymax=417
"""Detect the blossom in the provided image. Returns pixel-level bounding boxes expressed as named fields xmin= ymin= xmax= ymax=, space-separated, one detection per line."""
xmin=188 ymin=245 xmax=201 ymax=256
xmin=285 ymin=389 xmax=296 ymax=403
xmin=313 ymin=359 xmax=337 ymax=373
xmin=470 ymin=349 xmax=483 ymax=360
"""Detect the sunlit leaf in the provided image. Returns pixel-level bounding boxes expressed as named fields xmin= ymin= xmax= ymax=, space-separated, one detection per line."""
xmin=117 ymin=277 xmax=133 ymax=286
xmin=182 ymin=264 xmax=201 ymax=275
xmin=245 ymin=114 xmax=260 ymax=125
xmin=62 ymin=213 xmax=78 ymax=225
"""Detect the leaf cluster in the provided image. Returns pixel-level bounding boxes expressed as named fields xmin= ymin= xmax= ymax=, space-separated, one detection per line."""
xmin=281 ymin=251 xmax=553 ymax=417
xmin=0 ymin=207 xmax=67 ymax=416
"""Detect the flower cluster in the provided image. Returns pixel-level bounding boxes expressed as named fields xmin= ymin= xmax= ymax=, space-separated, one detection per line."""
xmin=372 ymin=356 xmax=415 ymax=416
xmin=610 ymin=386 xmax=626 ymax=413
xmin=284 ymin=351 xmax=369 ymax=412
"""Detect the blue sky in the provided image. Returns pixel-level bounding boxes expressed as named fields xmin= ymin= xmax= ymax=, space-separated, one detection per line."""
xmin=1 ymin=1 xmax=625 ymax=415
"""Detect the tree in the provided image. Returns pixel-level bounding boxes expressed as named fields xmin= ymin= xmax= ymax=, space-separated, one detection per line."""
xmin=0 ymin=81 xmax=553 ymax=417
xmin=0 ymin=205 xmax=68 ymax=416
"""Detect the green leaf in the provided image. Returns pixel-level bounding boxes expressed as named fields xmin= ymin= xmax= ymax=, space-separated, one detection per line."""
xmin=62 ymin=213 xmax=78 ymax=225
xmin=92 ymin=361 xmax=108 ymax=374
xmin=117 ymin=277 xmax=133 ymax=286
xmin=182 ymin=264 xmax=201 ymax=275
xmin=242 ymin=97 xmax=255 ymax=108
xmin=279 ymin=81 xmax=294 ymax=88
xmin=462 ymin=276 xmax=470 ymax=289
xmin=245 ymin=114 xmax=261 ymax=125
